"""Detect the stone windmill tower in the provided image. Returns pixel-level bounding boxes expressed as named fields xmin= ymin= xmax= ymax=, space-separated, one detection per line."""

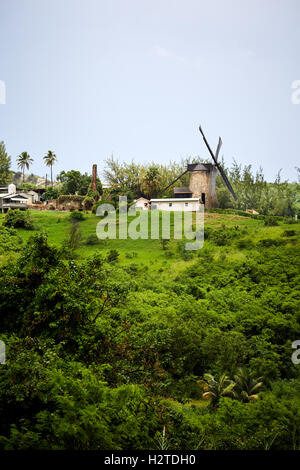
xmin=160 ymin=126 xmax=237 ymax=209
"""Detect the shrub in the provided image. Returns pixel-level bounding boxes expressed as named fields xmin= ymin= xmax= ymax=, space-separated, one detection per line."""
xmin=264 ymin=216 xmax=279 ymax=226
xmin=92 ymin=200 xmax=113 ymax=214
xmin=258 ymin=238 xmax=282 ymax=247
xmin=58 ymin=195 xmax=85 ymax=204
xmin=3 ymin=209 xmax=34 ymax=229
xmin=106 ymin=249 xmax=119 ymax=263
xmin=42 ymin=187 xmax=60 ymax=200
xmin=125 ymin=252 xmax=138 ymax=259
xmin=0 ymin=226 xmax=23 ymax=254
xmin=177 ymin=241 xmax=195 ymax=260
xmin=83 ymin=196 xmax=94 ymax=210
xmin=69 ymin=210 xmax=85 ymax=221
xmin=212 ymin=230 xmax=233 ymax=246
xmin=281 ymin=230 xmax=296 ymax=237
xmin=84 ymin=234 xmax=100 ymax=246
xmin=236 ymin=237 xmax=254 ymax=249
xmin=62 ymin=221 xmax=82 ymax=256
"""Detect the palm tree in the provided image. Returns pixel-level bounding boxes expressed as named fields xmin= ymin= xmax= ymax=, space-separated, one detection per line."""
xmin=233 ymin=367 xmax=263 ymax=403
xmin=17 ymin=152 xmax=34 ymax=183
xmin=200 ymin=373 xmax=236 ymax=409
xmin=43 ymin=151 xmax=57 ymax=187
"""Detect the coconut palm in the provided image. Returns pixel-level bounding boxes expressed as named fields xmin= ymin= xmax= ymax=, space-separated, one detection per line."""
xmin=17 ymin=152 xmax=34 ymax=183
xmin=233 ymin=367 xmax=263 ymax=403
xmin=200 ymin=373 xmax=236 ymax=409
xmin=43 ymin=150 xmax=57 ymax=187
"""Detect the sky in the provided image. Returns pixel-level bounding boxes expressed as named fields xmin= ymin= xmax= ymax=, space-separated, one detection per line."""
xmin=0 ymin=0 xmax=299 ymax=183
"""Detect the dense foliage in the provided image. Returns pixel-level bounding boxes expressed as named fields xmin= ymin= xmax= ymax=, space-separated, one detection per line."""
xmin=0 ymin=141 xmax=12 ymax=185
xmin=3 ymin=209 xmax=34 ymax=230
xmin=103 ymin=156 xmax=300 ymax=217
xmin=0 ymin=215 xmax=299 ymax=450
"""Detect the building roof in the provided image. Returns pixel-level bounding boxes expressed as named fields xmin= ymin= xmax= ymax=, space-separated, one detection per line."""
xmin=187 ymin=163 xmax=213 ymax=171
xmin=135 ymin=197 xmax=149 ymax=202
xmin=0 ymin=193 xmax=29 ymax=200
xmin=150 ymin=198 xmax=201 ymax=202
xmin=173 ymin=187 xmax=192 ymax=193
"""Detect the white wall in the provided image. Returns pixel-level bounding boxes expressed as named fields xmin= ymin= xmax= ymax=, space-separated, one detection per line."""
xmin=151 ymin=201 xmax=200 ymax=211
xmin=135 ymin=200 xmax=149 ymax=210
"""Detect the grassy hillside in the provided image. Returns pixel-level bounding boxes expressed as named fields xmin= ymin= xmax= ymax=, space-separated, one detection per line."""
xmin=0 ymin=208 xmax=299 ymax=449
xmin=0 ymin=209 xmax=298 ymax=269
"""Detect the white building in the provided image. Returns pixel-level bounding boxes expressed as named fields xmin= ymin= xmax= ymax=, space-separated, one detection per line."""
xmin=19 ymin=190 xmax=39 ymax=204
xmin=134 ymin=197 xmax=150 ymax=210
xmin=0 ymin=184 xmax=29 ymax=213
xmin=150 ymin=198 xmax=201 ymax=211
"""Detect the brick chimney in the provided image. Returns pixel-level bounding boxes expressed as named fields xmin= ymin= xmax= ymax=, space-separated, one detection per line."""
xmin=92 ymin=164 xmax=97 ymax=191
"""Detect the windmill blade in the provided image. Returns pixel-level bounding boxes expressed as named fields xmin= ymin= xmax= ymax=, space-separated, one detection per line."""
xmin=215 ymin=137 xmax=222 ymax=162
xmin=199 ymin=125 xmax=236 ymax=200
xmin=199 ymin=125 xmax=219 ymax=166
xmin=216 ymin=163 xmax=237 ymax=200
xmin=160 ymin=169 xmax=188 ymax=195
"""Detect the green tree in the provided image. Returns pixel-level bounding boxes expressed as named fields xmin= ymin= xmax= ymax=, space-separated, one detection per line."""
xmin=140 ymin=165 xmax=161 ymax=198
xmin=233 ymin=367 xmax=263 ymax=403
xmin=200 ymin=373 xmax=236 ymax=409
xmin=16 ymin=152 xmax=34 ymax=183
xmin=0 ymin=141 xmax=12 ymax=185
xmin=43 ymin=150 xmax=57 ymax=187
xmin=57 ymin=170 xmax=102 ymax=196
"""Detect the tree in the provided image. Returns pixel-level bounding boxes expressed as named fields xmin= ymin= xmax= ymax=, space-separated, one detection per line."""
xmin=140 ymin=165 xmax=161 ymax=199
xmin=16 ymin=152 xmax=33 ymax=183
xmin=43 ymin=151 xmax=57 ymax=187
xmin=0 ymin=141 xmax=12 ymax=185
xmin=233 ymin=367 xmax=263 ymax=403
xmin=200 ymin=373 xmax=236 ymax=409
xmin=57 ymin=170 xmax=102 ymax=196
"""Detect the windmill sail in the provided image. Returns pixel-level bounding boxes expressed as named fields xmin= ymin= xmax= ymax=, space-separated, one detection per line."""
xmin=199 ymin=126 xmax=237 ymax=201
xmin=160 ymin=169 xmax=188 ymax=195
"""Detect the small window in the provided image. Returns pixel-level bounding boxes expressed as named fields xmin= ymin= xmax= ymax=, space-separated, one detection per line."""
xmin=169 ymin=203 xmax=172 ymax=207
xmin=184 ymin=202 xmax=188 ymax=206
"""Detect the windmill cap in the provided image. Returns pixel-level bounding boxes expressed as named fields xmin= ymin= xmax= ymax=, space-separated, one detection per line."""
xmin=187 ymin=163 xmax=215 ymax=171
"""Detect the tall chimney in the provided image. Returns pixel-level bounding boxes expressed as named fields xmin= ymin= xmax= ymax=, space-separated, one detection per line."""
xmin=92 ymin=164 xmax=97 ymax=191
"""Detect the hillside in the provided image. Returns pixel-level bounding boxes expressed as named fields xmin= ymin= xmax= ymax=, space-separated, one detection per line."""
xmin=0 ymin=209 xmax=299 ymax=449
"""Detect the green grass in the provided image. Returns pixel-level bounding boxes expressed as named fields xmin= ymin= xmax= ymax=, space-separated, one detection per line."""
xmin=0 ymin=209 xmax=299 ymax=273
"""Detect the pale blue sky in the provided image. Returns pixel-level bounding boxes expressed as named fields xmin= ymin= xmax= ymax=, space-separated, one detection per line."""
xmin=0 ymin=0 xmax=299 ymax=182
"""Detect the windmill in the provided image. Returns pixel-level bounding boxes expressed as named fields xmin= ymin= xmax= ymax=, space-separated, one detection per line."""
xmin=160 ymin=126 xmax=237 ymax=208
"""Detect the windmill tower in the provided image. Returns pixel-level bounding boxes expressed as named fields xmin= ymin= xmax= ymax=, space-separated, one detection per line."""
xmin=160 ymin=126 xmax=237 ymax=209
xmin=188 ymin=162 xmax=218 ymax=208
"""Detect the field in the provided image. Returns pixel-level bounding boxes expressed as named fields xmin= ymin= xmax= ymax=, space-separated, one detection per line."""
xmin=0 ymin=209 xmax=298 ymax=272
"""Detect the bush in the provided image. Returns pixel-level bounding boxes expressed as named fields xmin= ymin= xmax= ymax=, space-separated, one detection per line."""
xmin=58 ymin=195 xmax=85 ymax=204
xmin=125 ymin=252 xmax=138 ymax=259
xmin=83 ymin=196 xmax=94 ymax=210
xmin=92 ymin=200 xmax=113 ymax=214
xmin=177 ymin=241 xmax=195 ymax=260
xmin=258 ymin=238 xmax=282 ymax=247
xmin=84 ymin=234 xmax=100 ymax=246
xmin=106 ymin=249 xmax=119 ymax=263
xmin=281 ymin=230 xmax=296 ymax=237
xmin=42 ymin=187 xmax=60 ymax=201
xmin=3 ymin=209 xmax=34 ymax=229
xmin=0 ymin=226 xmax=23 ymax=254
xmin=62 ymin=221 xmax=83 ymax=256
xmin=264 ymin=216 xmax=279 ymax=226
xmin=236 ymin=237 xmax=254 ymax=249
xmin=69 ymin=211 xmax=85 ymax=221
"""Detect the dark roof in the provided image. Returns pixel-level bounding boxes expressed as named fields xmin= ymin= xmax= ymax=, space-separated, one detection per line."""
xmin=187 ymin=163 xmax=213 ymax=171
xmin=173 ymin=187 xmax=192 ymax=193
